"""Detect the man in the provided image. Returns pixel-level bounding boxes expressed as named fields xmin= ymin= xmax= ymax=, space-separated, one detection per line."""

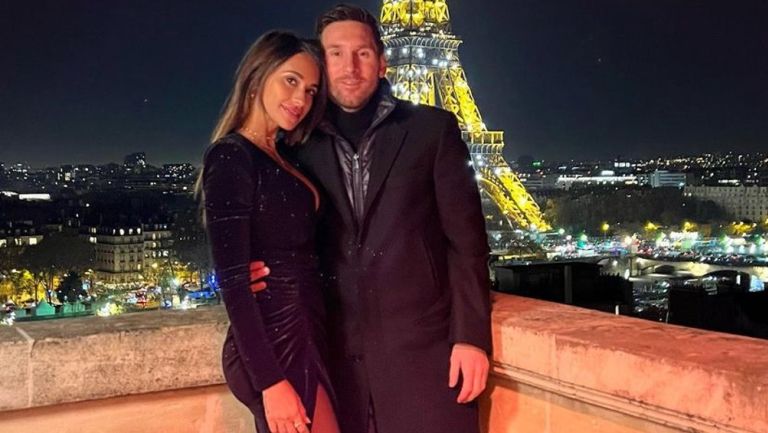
xmin=254 ymin=4 xmax=491 ymax=433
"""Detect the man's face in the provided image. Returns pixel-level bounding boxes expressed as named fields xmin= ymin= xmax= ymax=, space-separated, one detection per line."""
xmin=320 ymin=20 xmax=387 ymax=113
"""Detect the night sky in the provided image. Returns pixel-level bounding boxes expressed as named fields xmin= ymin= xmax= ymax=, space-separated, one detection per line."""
xmin=2 ymin=0 xmax=767 ymax=167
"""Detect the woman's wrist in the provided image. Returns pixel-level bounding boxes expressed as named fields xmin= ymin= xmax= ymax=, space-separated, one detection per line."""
xmin=263 ymin=378 xmax=291 ymax=396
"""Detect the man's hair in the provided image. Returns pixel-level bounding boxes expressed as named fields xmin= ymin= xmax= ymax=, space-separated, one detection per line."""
xmin=316 ymin=4 xmax=385 ymax=54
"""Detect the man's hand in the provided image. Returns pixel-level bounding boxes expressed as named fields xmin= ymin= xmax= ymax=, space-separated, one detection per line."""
xmin=249 ymin=261 xmax=270 ymax=293
xmin=449 ymin=343 xmax=489 ymax=403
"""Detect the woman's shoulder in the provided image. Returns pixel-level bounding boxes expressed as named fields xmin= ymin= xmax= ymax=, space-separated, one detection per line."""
xmin=208 ymin=132 xmax=252 ymax=154
xmin=204 ymin=132 xmax=266 ymax=167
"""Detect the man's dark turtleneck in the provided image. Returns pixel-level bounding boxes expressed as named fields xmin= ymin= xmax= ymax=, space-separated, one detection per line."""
xmin=329 ymin=91 xmax=381 ymax=152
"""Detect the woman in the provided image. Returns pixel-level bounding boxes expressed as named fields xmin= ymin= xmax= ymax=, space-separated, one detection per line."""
xmin=201 ymin=31 xmax=339 ymax=433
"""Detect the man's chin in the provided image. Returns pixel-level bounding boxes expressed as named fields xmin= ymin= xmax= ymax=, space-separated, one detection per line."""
xmin=331 ymin=95 xmax=370 ymax=113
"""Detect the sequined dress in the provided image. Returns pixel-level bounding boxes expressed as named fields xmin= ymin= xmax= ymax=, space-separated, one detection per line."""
xmin=202 ymin=132 xmax=331 ymax=431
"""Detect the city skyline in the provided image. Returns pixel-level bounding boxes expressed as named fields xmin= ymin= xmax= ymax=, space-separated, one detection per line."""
xmin=2 ymin=0 xmax=767 ymax=166
xmin=3 ymin=149 xmax=768 ymax=171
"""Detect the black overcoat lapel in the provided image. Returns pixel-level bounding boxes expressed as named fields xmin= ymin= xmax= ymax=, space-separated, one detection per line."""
xmin=294 ymin=135 xmax=355 ymax=228
xmin=362 ymin=123 xmax=408 ymax=223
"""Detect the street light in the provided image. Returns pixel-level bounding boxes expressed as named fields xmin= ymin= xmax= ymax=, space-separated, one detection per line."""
xmin=601 ymin=223 xmax=610 ymax=242
xmin=682 ymin=221 xmax=696 ymax=232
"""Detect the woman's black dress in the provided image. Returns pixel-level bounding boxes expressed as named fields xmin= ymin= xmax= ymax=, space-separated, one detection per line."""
xmin=202 ymin=132 xmax=331 ymax=431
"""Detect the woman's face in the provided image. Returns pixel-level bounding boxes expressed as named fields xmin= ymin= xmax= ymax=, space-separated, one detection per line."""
xmin=259 ymin=52 xmax=320 ymax=131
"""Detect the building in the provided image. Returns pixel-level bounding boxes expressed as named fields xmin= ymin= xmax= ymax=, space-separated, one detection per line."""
xmin=684 ymin=186 xmax=768 ymax=221
xmin=84 ymin=222 xmax=177 ymax=285
xmin=612 ymin=159 xmax=635 ymax=175
xmin=494 ymin=260 xmax=633 ymax=314
xmin=58 ymin=165 xmax=75 ymax=184
xmin=519 ymin=173 xmax=559 ymax=191
xmin=555 ymin=173 xmax=639 ymax=190
xmin=123 ymin=152 xmax=147 ymax=171
xmin=6 ymin=163 xmax=30 ymax=182
xmin=650 ymin=170 xmax=687 ymax=188
xmin=122 ymin=172 xmax=163 ymax=190
xmin=519 ymin=173 xmax=544 ymax=190
xmin=669 ymin=270 xmax=768 ymax=339
xmin=142 ymin=223 xmax=174 ymax=268
xmin=635 ymin=173 xmax=651 ymax=186
xmin=162 ymin=164 xmax=195 ymax=181
xmin=0 ymin=222 xmax=44 ymax=248
xmin=88 ymin=226 xmax=144 ymax=284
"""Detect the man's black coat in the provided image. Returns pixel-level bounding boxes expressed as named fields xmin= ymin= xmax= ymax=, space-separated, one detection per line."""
xmin=292 ymin=95 xmax=492 ymax=433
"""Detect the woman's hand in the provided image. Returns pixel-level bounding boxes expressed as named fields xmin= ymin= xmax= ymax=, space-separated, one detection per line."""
xmin=250 ymin=261 xmax=270 ymax=293
xmin=262 ymin=379 xmax=311 ymax=433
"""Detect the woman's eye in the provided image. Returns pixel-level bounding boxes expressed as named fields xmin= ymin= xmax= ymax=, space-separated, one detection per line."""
xmin=307 ymin=89 xmax=317 ymax=97
xmin=286 ymin=77 xmax=297 ymax=85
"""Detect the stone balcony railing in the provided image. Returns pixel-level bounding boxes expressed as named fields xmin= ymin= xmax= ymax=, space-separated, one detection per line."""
xmin=1 ymin=294 xmax=766 ymax=433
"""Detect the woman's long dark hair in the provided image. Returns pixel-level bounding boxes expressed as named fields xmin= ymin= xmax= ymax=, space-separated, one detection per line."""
xmin=196 ymin=31 xmax=327 ymax=221
xmin=210 ymin=30 xmax=327 ymax=145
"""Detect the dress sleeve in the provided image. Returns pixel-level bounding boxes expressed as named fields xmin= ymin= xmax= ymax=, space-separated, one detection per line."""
xmin=202 ymin=140 xmax=286 ymax=391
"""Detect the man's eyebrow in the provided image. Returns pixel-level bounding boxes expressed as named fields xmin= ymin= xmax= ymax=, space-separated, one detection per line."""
xmin=324 ymin=43 xmax=375 ymax=50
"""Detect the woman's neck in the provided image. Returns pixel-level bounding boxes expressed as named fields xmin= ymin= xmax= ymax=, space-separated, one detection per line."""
xmin=239 ymin=109 xmax=279 ymax=154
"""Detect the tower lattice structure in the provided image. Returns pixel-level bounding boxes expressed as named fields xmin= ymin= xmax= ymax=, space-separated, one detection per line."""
xmin=379 ymin=0 xmax=551 ymax=246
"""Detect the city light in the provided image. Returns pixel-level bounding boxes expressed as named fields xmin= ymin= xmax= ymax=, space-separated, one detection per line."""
xmin=1 ymin=311 xmax=15 ymax=326
xmin=645 ymin=222 xmax=659 ymax=232
xmin=96 ymin=302 xmax=121 ymax=317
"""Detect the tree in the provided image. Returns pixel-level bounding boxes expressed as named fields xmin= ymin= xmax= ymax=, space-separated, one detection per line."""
xmin=547 ymin=186 xmax=729 ymax=234
xmin=0 ymin=245 xmax=22 ymax=273
xmin=0 ymin=269 xmax=38 ymax=304
xmin=173 ymin=209 xmax=211 ymax=289
xmin=0 ymin=245 xmax=23 ymax=303
xmin=56 ymin=271 xmax=86 ymax=303
xmin=18 ymin=232 xmax=95 ymax=302
xmin=0 ymin=277 xmax=13 ymax=304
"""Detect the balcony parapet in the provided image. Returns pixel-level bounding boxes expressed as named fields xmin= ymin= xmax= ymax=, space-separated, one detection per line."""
xmin=0 ymin=295 xmax=766 ymax=433
xmin=483 ymin=294 xmax=768 ymax=433
xmin=0 ymin=306 xmax=230 ymax=412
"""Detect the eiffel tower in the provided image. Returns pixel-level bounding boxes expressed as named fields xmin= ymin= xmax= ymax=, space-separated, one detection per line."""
xmin=379 ymin=0 xmax=551 ymax=250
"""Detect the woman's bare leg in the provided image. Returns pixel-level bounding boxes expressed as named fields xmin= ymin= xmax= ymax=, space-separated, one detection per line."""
xmin=310 ymin=384 xmax=339 ymax=433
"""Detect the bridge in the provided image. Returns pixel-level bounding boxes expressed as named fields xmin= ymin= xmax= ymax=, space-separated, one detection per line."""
xmin=629 ymin=256 xmax=768 ymax=283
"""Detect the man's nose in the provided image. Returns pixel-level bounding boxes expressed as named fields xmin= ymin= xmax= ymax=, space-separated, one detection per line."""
xmin=342 ymin=54 xmax=358 ymax=74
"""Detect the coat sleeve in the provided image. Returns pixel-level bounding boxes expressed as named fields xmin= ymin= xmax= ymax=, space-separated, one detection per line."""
xmin=202 ymin=140 xmax=286 ymax=391
xmin=432 ymin=113 xmax=493 ymax=354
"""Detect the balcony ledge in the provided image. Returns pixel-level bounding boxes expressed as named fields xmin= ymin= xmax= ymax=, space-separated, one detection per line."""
xmin=483 ymin=294 xmax=767 ymax=433
xmin=0 ymin=306 xmax=229 ymax=411
xmin=1 ymin=294 xmax=766 ymax=433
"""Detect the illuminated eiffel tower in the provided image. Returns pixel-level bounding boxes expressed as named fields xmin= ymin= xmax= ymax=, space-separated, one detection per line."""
xmin=380 ymin=0 xmax=551 ymax=249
